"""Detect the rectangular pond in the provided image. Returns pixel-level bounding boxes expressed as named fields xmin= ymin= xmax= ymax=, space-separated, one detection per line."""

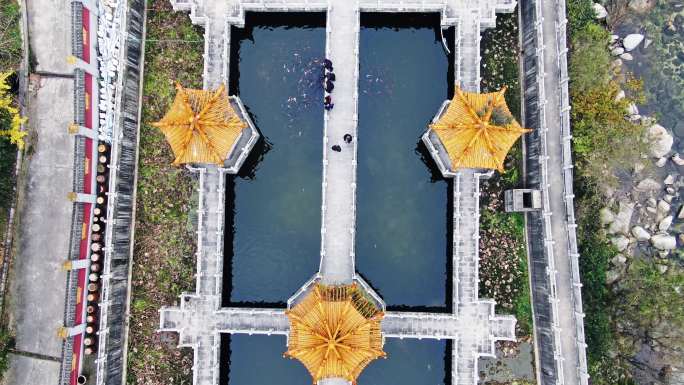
xmin=221 ymin=12 xmax=451 ymax=385
xmin=224 ymin=13 xmax=326 ymax=306
xmin=356 ymin=14 xmax=453 ymax=309
xmin=223 ymin=335 xmax=447 ymax=385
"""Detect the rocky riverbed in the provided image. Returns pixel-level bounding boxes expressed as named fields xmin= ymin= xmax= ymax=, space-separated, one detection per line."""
xmin=592 ymin=1 xmax=683 ymax=384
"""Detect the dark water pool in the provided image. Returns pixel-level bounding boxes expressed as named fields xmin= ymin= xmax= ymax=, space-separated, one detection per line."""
xmin=221 ymin=12 xmax=451 ymax=385
xmin=223 ymin=335 xmax=447 ymax=385
xmin=356 ymin=14 xmax=453 ymax=310
xmin=224 ymin=13 xmax=326 ymax=306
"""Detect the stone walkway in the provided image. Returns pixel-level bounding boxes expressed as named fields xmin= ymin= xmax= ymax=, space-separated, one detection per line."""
xmin=539 ymin=0 xmax=583 ymax=383
xmin=319 ymin=0 xmax=359 ymax=285
xmin=3 ymin=1 xmax=75 ymax=384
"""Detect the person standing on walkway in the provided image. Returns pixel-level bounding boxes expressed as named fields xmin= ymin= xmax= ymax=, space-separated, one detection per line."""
xmin=331 ymin=145 xmax=341 ymax=152
xmin=343 ymin=134 xmax=352 ymax=144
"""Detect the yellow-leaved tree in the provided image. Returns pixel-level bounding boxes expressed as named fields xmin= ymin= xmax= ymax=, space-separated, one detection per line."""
xmin=0 ymin=71 xmax=26 ymax=149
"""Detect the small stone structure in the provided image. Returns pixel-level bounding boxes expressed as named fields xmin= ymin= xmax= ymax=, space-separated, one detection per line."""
xmin=504 ymin=189 xmax=542 ymax=212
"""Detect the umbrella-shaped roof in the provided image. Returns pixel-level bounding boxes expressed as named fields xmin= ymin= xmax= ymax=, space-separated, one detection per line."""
xmin=284 ymin=283 xmax=386 ymax=384
xmin=429 ymin=86 xmax=531 ymax=171
xmin=152 ymin=83 xmax=247 ymax=165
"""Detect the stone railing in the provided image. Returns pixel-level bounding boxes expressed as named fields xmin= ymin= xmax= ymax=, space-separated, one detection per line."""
xmin=520 ymin=0 xmax=589 ymax=384
xmin=553 ymin=0 xmax=589 ymax=382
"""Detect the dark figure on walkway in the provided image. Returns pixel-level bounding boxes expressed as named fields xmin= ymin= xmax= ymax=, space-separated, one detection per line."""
xmin=343 ymin=134 xmax=352 ymax=143
xmin=325 ymin=80 xmax=334 ymax=93
xmin=326 ymin=72 xmax=336 ymax=82
xmin=324 ymin=103 xmax=334 ymax=111
xmin=324 ymin=95 xmax=332 ymax=104
xmin=324 ymin=58 xmax=333 ymax=70
xmin=331 ymin=145 xmax=341 ymax=152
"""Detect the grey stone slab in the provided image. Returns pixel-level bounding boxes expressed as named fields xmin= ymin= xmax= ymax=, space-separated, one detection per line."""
xmin=27 ymin=0 xmax=73 ymax=73
xmin=9 ymin=77 xmax=74 ymax=359
xmin=3 ymin=355 xmax=61 ymax=385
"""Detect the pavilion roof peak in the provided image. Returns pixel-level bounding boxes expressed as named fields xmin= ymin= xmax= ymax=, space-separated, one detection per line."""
xmin=429 ymin=85 xmax=531 ymax=171
xmin=152 ymin=83 xmax=247 ymax=165
xmin=284 ymin=283 xmax=386 ymax=384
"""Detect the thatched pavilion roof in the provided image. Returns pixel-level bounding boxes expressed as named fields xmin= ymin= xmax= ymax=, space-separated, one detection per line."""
xmin=430 ymin=86 xmax=531 ymax=171
xmin=153 ymin=83 xmax=247 ymax=165
xmin=284 ymin=283 xmax=386 ymax=384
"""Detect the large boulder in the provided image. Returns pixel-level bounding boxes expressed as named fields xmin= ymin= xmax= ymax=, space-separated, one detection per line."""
xmin=593 ymin=3 xmax=608 ymax=19
xmin=600 ymin=207 xmax=615 ymax=225
xmin=647 ymin=124 xmax=674 ymax=158
xmin=606 ymin=269 xmax=621 ymax=285
xmin=659 ymin=216 xmax=674 ymax=232
xmin=626 ymin=102 xmax=639 ymax=116
xmin=611 ymin=235 xmax=630 ymax=251
xmin=611 ymin=254 xmax=627 ymax=265
xmin=635 ymin=177 xmax=661 ymax=192
xmin=620 ymin=52 xmax=634 ymax=61
xmin=673 ymin=153 xmax=684 ymax=166
xmin=622 ymin=34 xmax=645 ymax=51
xmin=631 ymin=226 xmax=651 ymax=241
xmin=651 ymin=234 xmax=677 ymax=250
xmin=657 ymin=200 xmax=671 ymax=216
xmin=612 ymin=47 xmax=625 ymax=56
xmin=628 ymin=0 xmax=656 ymax=13
xmin=608 ymin=201 xmax=634 ymax=235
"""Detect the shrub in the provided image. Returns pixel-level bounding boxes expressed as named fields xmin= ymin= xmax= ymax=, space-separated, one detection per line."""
xmin=568 ymin=22 xmax=645 ymax=185
xmin=0 ymin=329 xmax=15 ymax=379
xmin=567 ymin=0 xmax=597 ymax=38
xmin=570 ymin=81 xmax=645 ymax=184
xmin=0 ymin=0 xmax=22 ymax=72
xmin=569 ymin=23 xmax=611 ymax=93
xmin=0 ymin=72 xmax=26 ymax=149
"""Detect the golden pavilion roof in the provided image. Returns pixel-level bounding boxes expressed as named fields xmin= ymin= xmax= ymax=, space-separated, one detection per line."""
xmin=284 ymin=283 xmax=386 ymax=384
xmin=429 ymin=86 xmax=531 ymax=171
xmin=152 ymin=83 xmax=247 ymax=165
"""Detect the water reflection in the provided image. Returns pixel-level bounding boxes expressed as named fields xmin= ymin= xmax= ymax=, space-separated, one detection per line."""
xmin=223 ymin=335 xmax=448 ymax=385
xmin=221 ymin=12 xmax=452 ymax=385
xmin=224 ymin=13 xmax=326 ymax=306
xmin=356 ymin=13 xmax=453 ymax=309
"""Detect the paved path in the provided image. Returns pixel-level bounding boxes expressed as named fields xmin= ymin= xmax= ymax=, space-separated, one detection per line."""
xmin=161 ymin=305 xmax=515 ymax=342
xmin=538 ymin=0 xmax=582 ymax=383
xmin=202 ymin=2 xmax=230 ymax=89
xmin=195 ymin=166 xmax=227 ymax=298
xmin=4 ymin=1 xmax=74 ymax=384
xmin=187 ymin=165 xmax=228 ymax=385
xmin=319 ymin=0 xmax=358 ymax=285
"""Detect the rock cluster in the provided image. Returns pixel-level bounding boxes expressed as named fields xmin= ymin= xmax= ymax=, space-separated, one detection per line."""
xmin=608 ymin=31 xmax=645 ymax=62
xmin=602 ymin=171 xmax=683 ymax=263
